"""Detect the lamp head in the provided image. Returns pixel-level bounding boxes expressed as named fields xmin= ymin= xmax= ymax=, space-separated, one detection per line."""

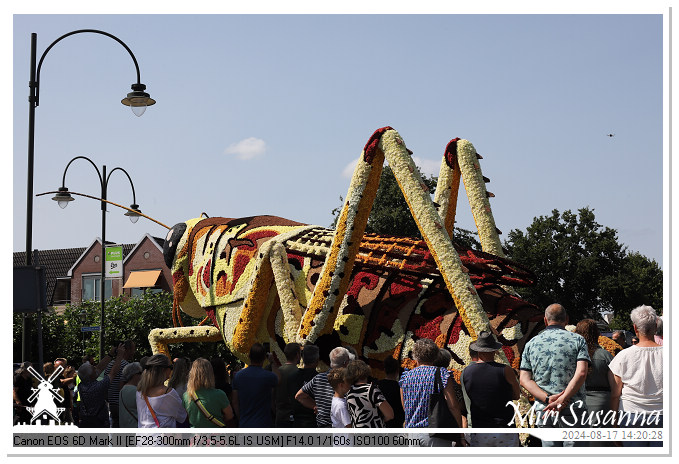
xmin=125 ymin=204 xmax=142 ymax=223
xmin=121 ymin=83 xmax=155 ymax=117
xmin=52 ymin=187 xmax=74 ymax=209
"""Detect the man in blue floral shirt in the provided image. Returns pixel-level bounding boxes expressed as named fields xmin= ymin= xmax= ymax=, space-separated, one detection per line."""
xmin=520 ymin=304 xmax=590 ymax=447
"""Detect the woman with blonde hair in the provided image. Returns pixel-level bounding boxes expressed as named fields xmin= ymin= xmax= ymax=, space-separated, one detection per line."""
xmin=136 ymin=354 xmax=187 ymax=428
xmin=168 ymin=357 xmax=191 ymax=398
xmin=182 ymin=358 xmax=234 ymax=428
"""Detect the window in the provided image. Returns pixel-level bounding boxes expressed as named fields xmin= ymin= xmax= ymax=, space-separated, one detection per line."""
xmin=82 ymin=275 xmax=112 ymax=301
xmin=53 ymin=278 xmax=71 ymax=305
xmin=130 ymin=287 xmax=162 ymax=298
xmin=124 ymin=270 xmax=162 ymax=298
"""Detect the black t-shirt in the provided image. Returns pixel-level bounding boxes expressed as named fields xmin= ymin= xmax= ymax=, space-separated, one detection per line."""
xmin=293 ymin=368 xmax=318 ymax=427
xmin=14 ymin=374 xmax=33 ymax=405
xmin=215 ymin=380 xmax=232 ymax=401
xmin=275 ymin=364 xmax=303 ymax=424
xmin=462 ymin=361 xmax=515 ymax=428
xmin=377 ymin=378 xmax=405 ymax=428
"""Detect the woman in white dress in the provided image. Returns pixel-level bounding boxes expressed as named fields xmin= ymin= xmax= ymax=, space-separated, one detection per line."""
xmin=608 ymin=305 xmax=663 ymax=447
xmin=136 ymin=354 xmax=187 ymax=428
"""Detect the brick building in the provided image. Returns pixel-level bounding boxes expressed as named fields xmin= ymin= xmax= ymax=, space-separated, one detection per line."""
xmin=13 ymin=234 xmax=171 ymax=313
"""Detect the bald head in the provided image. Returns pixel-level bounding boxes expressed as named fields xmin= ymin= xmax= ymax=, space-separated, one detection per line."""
xmin=545 ymin=304 xmax=568 ymax=325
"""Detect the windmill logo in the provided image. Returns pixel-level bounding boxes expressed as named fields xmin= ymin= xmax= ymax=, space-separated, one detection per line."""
xmin=25 ymin=364 xmax=65 ymax=424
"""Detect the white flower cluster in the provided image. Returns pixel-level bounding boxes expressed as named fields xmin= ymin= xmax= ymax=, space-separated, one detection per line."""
xmin=433 ymin=153 xmax=460 ymax=233
xmin=457 ymin=140 xmax=505 ymax=258
xmin=381 ymin=131 xmax=491 ymax=342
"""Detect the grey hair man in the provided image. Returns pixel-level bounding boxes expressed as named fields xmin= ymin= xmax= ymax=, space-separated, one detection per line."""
xmin=519 ymin=304 xmax=591 ymax=447
xmin=295 ymin=346 xmax=350 ymax=427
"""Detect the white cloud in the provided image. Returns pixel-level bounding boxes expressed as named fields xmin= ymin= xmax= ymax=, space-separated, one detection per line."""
xmin=412 ymin=157 xmax=442 ymax=177
xmin=341 ymin=159 xmax=359 ymax=178
xmin=340 ymin=157 xmax=441 ymax=179
xmin=224 ymin=137 xmax=267 ymax=160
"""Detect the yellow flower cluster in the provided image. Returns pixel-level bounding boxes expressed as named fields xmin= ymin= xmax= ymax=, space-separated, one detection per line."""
xmin=300 ymin=147 xmax=384 ymax=342
xmin=598 ymin=335 xmax=621 ymax=356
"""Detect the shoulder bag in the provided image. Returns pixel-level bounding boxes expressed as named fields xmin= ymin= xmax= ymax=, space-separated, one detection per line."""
xmin=122 ymin=396 xmax=138 ymax=423
xmin=142 ymin=395 xmax=161 ymax=427
xmin=427 ymin=368 xmax=461 ymax=443
xmin=191 ymin=391 xmax=225 ymax=427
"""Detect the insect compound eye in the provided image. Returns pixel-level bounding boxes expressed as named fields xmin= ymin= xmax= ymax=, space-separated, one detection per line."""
xmin=163 ymin=223 xmax=187 ymax=268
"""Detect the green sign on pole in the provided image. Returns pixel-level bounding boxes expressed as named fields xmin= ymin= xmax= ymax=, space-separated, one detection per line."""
xmin=105 ymin=245 xmax=123 ymax=278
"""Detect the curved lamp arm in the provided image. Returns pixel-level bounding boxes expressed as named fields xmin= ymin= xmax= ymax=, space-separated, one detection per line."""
xmin=61 ymin=155 xmax=103 ymax=189
xmin=33 ymin=29 xmax=144 ymax=107
xmin=107 ymin=166 xmax=137 ymax=206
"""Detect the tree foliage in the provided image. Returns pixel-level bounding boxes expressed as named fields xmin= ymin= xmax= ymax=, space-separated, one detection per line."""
xmin=13 ymin=292 xmax=241 ymax=370
xmin=605 ymin=252 xmax=663 ymax=330
xmin=331 ymin=165 xmax=481 ymax=249
xmin=505 ymin=208 xmax=663 ymax=327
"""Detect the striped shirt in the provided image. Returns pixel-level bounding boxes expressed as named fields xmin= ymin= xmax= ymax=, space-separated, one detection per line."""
xmin=301 ymin=372 xmax=334 ymax=427
xmin=104 ymin=360 xmax=129 ymax=405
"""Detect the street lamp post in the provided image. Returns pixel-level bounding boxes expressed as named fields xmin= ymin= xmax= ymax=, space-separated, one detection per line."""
xmin=52 ymin=156 xmax=142 ymax=360
xmin=23 ymin=29 xmax=154 ymax=362
xmin=79 ymin=310 xmax=87 ymax=357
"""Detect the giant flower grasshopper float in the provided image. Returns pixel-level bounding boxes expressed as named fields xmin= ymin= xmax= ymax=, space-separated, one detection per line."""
xmin=152 ymin=127 xmax=544 ymax=376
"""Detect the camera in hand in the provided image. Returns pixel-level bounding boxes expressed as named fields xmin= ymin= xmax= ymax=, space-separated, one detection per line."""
xmin=113 ymin=341 xmax=123 ymax=355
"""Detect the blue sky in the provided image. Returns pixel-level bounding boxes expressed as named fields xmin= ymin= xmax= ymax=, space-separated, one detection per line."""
xmin=11 ymin=11 xmax=666 ymax=270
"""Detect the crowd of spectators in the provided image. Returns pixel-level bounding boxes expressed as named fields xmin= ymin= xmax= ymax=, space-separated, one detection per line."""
xmin=12 ymin=303 xmax=663 ymax=448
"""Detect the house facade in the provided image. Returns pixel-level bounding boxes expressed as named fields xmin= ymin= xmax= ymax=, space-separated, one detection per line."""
xmin=13 ymin=234 xmax=171 ymax=313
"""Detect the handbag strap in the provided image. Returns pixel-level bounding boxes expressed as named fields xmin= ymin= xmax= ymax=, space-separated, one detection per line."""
xmin=143 ymin=395 xmax=160 ymax=427
xmin=122 ymin=396 xmax=138 ymax=422
xmin=191 ymin=391 xmax=225 ymax=427
xmin=433 ymin=368 xmax=444 ymax=394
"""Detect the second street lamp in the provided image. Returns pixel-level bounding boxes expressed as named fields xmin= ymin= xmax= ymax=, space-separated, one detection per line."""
xmin=52 ymin=155 xmax=141 ymax=360
xmin=26 ymin=28 xmax=155 ymax=267
xmin=23 ymin=28 xmax=155 ymax=364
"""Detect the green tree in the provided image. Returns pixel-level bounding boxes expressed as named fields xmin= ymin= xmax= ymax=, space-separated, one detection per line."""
xmin=605 ymin=252 xmax=663 ymax=331
xmin=13 ymin=292 xmax=241 ymax=370
xmin=505 ymin=207 xmax=662 ymax=325
xmin=331 ymin=165 xmax=481 ymax=249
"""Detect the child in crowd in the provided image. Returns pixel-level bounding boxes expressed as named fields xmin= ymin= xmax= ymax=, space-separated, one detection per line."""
xmin=327 ymin=368 xmax=352 ymax=447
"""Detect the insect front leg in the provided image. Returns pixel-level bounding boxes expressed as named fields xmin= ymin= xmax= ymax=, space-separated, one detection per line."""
xmin=148 ymin=326 xmax=223 ymax=358
xmin=269 ymin=241 xmax=305 ymax=344
xmin=227 ymin=241 xmax=276 ymax=355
